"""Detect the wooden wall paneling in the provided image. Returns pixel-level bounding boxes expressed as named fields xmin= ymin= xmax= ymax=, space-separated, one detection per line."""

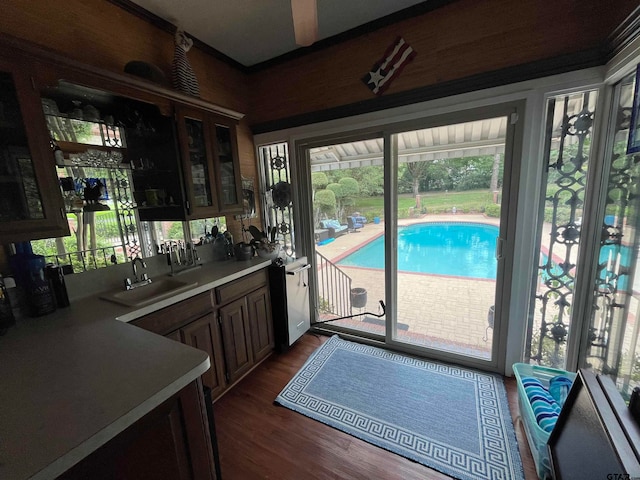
xmin=0 ymin=0 xmax=249 ymax=114
xmin=247 ymin=0 xmax=640 ymax=127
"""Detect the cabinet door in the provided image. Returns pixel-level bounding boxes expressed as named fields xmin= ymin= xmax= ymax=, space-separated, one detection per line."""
xmin=58 ymin=380 xmax=216 ymax=480
xmin=247 ymin=285 xmax=274 ymax=363
xmin=0 ymin=57 xmax=69 ymax=243
xmin=210 ymin=116 xmax=243 ymax=213
xmin=175 ymin=106 xmax=219 ymax=219
xmin=181 ymin=313 xmax=227 ymax=400
xmin=219 ymin=297 xmax=254 ymax=384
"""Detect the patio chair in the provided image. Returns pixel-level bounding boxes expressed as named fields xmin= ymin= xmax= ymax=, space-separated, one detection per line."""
xmin=347 ymin=216 xmax=364 ymax=232
xmin=352 ymin=213 xmax=367 ymax=224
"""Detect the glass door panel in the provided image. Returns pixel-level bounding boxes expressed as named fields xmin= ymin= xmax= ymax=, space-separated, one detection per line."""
xmin=0 ymin=71 xmax=44 ymax=221
xmin=309 ymin=136 xmax=387 ymax=338
xmin=214 ymin=124 xmax=238 ymax=207
xmin=184 ymin=117 xmax=213 ymax=208
xmin=391 ymin=117 xmax=509 ymax=361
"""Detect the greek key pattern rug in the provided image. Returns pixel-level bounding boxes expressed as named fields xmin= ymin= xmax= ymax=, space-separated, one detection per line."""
xmin=275 ymin=335 xmax=523 ymax=480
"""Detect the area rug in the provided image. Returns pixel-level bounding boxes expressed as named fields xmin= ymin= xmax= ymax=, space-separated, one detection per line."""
xmin=275 ymin=335 xmax=523 ymax=480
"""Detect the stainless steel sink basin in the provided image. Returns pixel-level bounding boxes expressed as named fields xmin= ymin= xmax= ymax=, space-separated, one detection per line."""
xmin=100 ymin=279 xmax=198 ymax=308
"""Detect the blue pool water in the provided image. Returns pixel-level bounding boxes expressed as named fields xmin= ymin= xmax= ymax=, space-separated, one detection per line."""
xmin=337 ymin=222 xmax=499 ymax=279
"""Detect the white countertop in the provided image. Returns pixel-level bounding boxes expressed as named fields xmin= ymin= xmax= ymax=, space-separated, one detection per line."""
xmin=0 ymin=257 xmax=271 ymax=480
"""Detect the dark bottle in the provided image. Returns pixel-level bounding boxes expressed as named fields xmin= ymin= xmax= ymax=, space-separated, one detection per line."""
xmin=46 ymin=265 xmax=70 ymax=308
xmin=10 ymin=242 xmax=56 ymax=317
xmin=0 ymin=275 xmax=16 ymax=333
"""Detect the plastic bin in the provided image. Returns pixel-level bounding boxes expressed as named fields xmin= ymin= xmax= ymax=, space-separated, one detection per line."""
xmin=513 ymin=363 xmax=576 ymax=480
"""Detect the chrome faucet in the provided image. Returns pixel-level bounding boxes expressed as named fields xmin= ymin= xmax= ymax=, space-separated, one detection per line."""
xmin=131 ymin=257 xmax=146 ymax=282
xmin=125 ymin=256 xmax=152 ymax=290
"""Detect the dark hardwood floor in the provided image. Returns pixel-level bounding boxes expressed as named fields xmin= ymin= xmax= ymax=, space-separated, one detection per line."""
xmin=213 ymin=333 xmax=538 ymax=480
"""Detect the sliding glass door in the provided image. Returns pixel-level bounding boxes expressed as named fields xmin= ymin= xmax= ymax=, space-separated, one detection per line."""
xmin=388 ymin=114 xmax=514 ymax=363
xmin=300 ymin=103 xmax=521 ymax=370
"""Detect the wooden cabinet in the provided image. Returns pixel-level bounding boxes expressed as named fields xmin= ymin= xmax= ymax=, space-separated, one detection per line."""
xmin=0 ymin=55 xmax=69 ymax=243
xmin=247 ymin=285 xmax=274 ymax=363
xmin=219 ymin=297 xmax=254 ymax=383
xmin=0 ymin=35 xmax=246 ymax=242
xmin=210 ymin=115 xmax=243 ymax=213
xmin=132 ymin=268 xmax=274 ymax=402
xmin=181 ymin=313 xmax=227 ymax=399
xmin=57 ymin=379 xmax=217 ymax=480
xmin=175 ymin=106 xmax=243 ymax=218
xmin=131 ymin=291 xmax=226 ymax=396
xmin=216 ymin=269 xmax=274 ymax=382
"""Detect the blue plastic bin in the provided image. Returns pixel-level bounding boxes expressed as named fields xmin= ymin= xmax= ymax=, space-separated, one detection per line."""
xmin=513 ymin=363 xmax=576 ymax=480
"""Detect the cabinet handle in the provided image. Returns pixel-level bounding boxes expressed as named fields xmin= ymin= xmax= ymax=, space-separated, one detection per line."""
xmin=495 ymin=236 xmax=504 ymax=260
xmin=286 ymin=264 xmax=311 ymax=275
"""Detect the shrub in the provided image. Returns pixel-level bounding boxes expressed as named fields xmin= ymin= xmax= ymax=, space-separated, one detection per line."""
xmin=484 ymin=203 xmax=501 ymax=217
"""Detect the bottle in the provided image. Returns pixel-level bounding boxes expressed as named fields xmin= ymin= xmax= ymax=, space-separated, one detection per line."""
xmin=0 ymin=275 xmax=16 ymax=333
xmin=10 ymin=242 xmax=56 ymax=317
xmin=46 ymin=265 xmax=70 ymax=308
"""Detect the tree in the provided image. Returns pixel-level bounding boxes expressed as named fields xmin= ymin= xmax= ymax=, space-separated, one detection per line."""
xmin=311 ymin=172 xmax=328 ymax=194
xmin=314 ymin=189 xmax=336 ymax=224
xmin=339 ymin=177 xmax=360 ymax=215
xmin=326 ymin=182 xmax=345 ymax=219
xmin=405 ymin=161 xmax=430 ymax=197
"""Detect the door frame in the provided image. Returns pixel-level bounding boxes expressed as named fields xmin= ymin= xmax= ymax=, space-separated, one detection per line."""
xmin=292 ymin=101 xmax=525 ymax=373
xmin=254 ymin=68 xmax=608 ymax=375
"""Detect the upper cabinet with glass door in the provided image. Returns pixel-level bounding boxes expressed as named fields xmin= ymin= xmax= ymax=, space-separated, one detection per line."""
xmin=176 ymin=106 xmax=219 ymax=219
xmin=0 ymin=56 xmax=69 ymax=243
xmin=175 ymin=106 xmax=243 ymax=219
xmin=212 ymin=115 xmax=243 ymax=213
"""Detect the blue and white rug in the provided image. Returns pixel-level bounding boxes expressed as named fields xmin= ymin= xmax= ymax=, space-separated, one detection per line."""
xmin=275 ymin=335 xmax=524 ymax=480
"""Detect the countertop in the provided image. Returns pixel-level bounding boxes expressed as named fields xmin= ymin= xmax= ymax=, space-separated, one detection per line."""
xmin=0 ymin=257 xmax=271 ymax=480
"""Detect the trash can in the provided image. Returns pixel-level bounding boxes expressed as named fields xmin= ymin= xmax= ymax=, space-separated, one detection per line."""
xmin=351 ymin=288 xmax=368 ymax=309
xmin=373 ymin=217 xmax=380 ymax=224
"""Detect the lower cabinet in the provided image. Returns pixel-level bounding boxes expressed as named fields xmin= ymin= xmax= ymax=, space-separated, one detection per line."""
xmin=219 ymin=297 xmax=255 ymax=384
xmin=57 ymin=379 xmax=217 ymax=480
xmin=181 ymin=313 xmax=227 ymax=400
xmin=247 ymin=286 xmax=274 ymax=363
xmin=131 ymin=268 xmax=274 ymax=402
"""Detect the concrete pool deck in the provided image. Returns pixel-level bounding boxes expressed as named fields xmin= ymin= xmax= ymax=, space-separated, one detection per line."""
xmin=314 ymin=214 xmax=503 ymax=358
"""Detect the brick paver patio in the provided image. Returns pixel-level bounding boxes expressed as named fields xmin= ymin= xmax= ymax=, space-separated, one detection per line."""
xmin=315 ymin=214 xmax=501 ymax=358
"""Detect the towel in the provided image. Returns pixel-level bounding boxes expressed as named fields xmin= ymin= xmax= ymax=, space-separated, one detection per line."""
xmin=521 ymin=376 xmax=561 ymax=433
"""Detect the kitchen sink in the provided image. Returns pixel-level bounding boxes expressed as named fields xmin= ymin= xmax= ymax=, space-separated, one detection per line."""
xmin=100 ymin=278 xmax=198 ymax=308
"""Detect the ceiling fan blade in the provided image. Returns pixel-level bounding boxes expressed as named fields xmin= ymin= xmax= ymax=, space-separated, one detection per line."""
xmin=291 ymin=0 xmax=318 ymax=47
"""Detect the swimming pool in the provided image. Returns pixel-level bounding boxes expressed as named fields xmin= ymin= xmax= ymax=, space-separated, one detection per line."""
xmin=337 ymin=222 xmax=499 ymax=279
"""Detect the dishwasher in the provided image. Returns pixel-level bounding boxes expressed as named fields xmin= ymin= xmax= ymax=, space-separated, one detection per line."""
xmin=269 ymin=256 xmax=311 ymax=352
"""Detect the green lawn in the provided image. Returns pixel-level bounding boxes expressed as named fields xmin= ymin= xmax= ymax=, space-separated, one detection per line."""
xmin=354 ymin=189 xmax=498 ymax=220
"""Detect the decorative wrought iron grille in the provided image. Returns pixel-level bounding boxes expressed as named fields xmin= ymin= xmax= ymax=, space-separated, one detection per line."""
xmin=109 ymin=167 xmax=141 ymax=260
xmin=258 ymin=143 xmax=295 ymax=257
xmin=586 ymin=73 xmax=640 ymax=398
xmin=528 ymin=90 xmax=598 ymax=368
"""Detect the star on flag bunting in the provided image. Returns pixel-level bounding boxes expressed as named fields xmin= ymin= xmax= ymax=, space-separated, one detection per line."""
xmin=362 ymin=37 xmax=416 ymax=95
